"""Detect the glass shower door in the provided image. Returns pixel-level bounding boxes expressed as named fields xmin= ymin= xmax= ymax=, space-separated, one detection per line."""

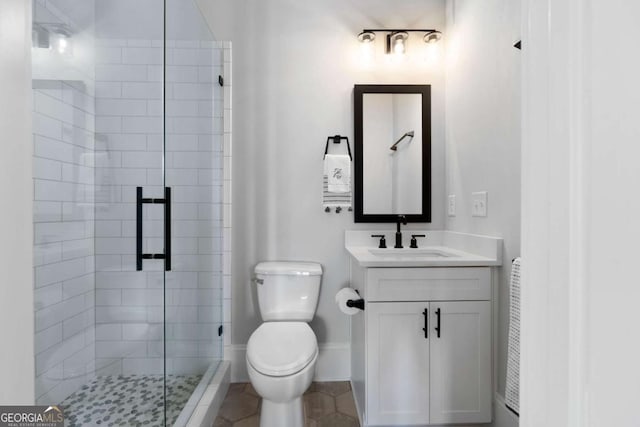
xmin=164 ymin=2 xmax=225 ymax=424
xmin=31 ymin=0 xmax=170 ymax=424
xmin=92 ymin=1 xmax=168 ymax=425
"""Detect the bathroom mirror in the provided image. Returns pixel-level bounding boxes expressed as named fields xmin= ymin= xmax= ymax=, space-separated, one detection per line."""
xmin=354 ymin=84 xmax=431 ymax=222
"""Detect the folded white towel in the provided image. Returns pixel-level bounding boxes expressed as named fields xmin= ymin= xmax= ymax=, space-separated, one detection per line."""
xmin=325 ymin=154 xmax=351 ymax=193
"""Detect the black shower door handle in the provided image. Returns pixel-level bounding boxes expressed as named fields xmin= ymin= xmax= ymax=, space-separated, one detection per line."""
xmin=164 ymin=187 xmax=171 ymax=271
xmin=136 ymin=186 xmax=171 ymax=271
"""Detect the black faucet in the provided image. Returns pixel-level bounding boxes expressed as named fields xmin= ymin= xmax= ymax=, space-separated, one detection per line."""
xmin=394 ymin=215 xmax=408 ymax=248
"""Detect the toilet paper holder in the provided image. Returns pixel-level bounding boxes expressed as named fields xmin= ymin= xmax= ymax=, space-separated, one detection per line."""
xmin=346 ymin=290 xmax=365 ymax=311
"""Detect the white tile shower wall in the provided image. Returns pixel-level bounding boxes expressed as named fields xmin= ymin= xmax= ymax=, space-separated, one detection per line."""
xmin=94 ymin=39 xmax=228 ymax=375
xmin=33 ymin=80 xmax=96 ymax=405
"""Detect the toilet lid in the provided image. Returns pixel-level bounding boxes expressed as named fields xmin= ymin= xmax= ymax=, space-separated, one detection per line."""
xmin=247 ymin=322 xmax=318 ymax=377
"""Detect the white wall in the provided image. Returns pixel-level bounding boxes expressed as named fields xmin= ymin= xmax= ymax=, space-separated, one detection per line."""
xmin=197 ymin=0 xmax=447 ymax=379
xmin=0 ymin=0 xmax=35 ymax=404
xmin=586 ymin=3 xmax=640 ymax=422
xmin=444 ymin=0 xmax=521 ymax=398
xmin=521 ymin=0 xmax=640 ymax=425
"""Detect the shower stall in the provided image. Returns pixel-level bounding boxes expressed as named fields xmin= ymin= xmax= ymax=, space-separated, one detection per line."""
xmin=32 ymin=0 xmax=226 ymax=425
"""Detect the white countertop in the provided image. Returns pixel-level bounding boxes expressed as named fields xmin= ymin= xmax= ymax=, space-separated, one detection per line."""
xmin=345 ymin=230 xmax=503 ymax=267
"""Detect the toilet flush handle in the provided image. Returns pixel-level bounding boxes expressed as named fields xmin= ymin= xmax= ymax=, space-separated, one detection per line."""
xmin=253 ymin=277 xmax=264 ymax=285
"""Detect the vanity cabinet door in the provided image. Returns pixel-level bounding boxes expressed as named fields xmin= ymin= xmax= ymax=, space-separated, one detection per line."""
xmin=366 ymin=302 xmax=430 ymax=426
xmin=429 ymin=301 xmax=492 ymax=424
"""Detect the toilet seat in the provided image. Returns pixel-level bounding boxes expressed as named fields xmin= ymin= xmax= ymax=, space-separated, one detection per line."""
xmin=247 ymin=322 xmax=318 ymax=377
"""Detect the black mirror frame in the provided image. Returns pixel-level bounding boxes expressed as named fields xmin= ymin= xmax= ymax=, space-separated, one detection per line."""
xmin=353 ymin=84 xmax=432 ymax=223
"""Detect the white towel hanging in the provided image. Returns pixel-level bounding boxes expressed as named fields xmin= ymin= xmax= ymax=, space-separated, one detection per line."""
xmin=505 ymin=257 xmax=521 ymax=416
xmin=323 ymin=154 xmax=352 ymax=209
xmin=325 ymin=154 xmax=351 ymax=193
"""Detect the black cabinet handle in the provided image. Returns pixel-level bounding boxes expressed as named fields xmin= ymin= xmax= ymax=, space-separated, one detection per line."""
xmin=422 ymin=308 xmax=428 ymax=338
xmin=136 ymin=186 xmax=171 ymax=271
xmin=435 ymin=308 xmax=441 ymax=338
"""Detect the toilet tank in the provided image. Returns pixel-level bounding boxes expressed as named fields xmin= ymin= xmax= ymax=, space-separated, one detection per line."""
xmin=255 ymin=261 xmax=322 ymax=322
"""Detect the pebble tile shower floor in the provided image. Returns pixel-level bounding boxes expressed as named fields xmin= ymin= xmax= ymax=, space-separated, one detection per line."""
xmin=213 ymin=382 xmax=360 ymax=427
xmin=61 ymin=375 xmax=201 ymax=426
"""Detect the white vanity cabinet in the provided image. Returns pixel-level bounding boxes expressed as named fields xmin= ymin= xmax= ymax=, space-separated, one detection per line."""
xmin=366 ymin=301 xmax=431 ymax=425
xmin=350 ymin=265 xmax=493 ymax=426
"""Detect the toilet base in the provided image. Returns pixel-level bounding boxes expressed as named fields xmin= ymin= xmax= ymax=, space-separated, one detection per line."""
xmin=260 ymin=396 xmax=304 ymax=427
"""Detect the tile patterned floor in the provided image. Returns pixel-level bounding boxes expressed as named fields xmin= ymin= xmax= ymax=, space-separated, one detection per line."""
xmin=213 ymin=382 xmax=360 ymax=427
xmin=61 ymin=374 xmax=201 ymax=426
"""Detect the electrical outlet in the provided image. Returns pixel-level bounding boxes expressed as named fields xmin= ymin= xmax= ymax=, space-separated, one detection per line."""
xmin=472 ymin=191 xmax=488 ymax=217
xmin=448 ymin=195 xmax=456 ymax=216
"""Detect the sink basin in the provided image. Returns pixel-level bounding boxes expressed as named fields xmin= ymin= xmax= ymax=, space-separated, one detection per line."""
xmin=368 ymin=248 xmax=456 ymax=258
xmin=345 ymin=231 xmax=502 ymax=267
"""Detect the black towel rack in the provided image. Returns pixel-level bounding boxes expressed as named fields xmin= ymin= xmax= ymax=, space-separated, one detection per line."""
xmin=323 ymin=135 xmax=352 ymax=161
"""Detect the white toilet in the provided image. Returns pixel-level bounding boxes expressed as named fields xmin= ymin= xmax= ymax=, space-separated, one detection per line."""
xmin=246 ymin=261 xmax=322 ymax=427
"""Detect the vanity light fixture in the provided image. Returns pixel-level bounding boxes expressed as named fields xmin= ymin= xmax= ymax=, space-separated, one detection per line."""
xmin=357 ymin=29 xmax=443 ymax=56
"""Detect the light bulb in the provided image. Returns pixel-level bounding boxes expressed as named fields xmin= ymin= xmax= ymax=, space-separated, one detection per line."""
xmin=57 ymin=36 xmax=68 ymax=54
xmin=388 ymin=32 xmax=408 ymax=58
xmin=393 ymin=38 xmax=405 ymax=55
xmin=359 ymin=40 xmax=375 ymax=66
xmin=424 ymin=42 xmax=440 ymax=64
xmin=357 ymin=31 xmax=376 ymax=67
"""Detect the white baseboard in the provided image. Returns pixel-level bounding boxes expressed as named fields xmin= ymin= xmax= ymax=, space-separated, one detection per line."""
xmin=492 ymin=392 xmax=519 ymax=427
xmin=350 ymin=380 xmax=365 ymax=427
xmin=229 ymin=342 xmax=351 ymax=383
xmin=352 ymin=391 xmax=518 ymax=427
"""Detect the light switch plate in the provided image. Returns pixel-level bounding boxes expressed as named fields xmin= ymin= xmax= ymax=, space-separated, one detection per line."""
xmin=448 ymin=195 xmax=456 ymax=216
xmin=472 ymin=191 xmax=488 ymax=217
